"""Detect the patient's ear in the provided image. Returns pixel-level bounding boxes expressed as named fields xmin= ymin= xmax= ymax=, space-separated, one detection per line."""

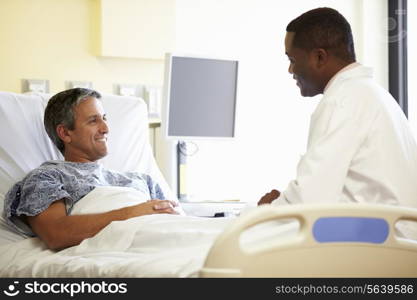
xmin=56 ymin=124 xmax=72 ymax=144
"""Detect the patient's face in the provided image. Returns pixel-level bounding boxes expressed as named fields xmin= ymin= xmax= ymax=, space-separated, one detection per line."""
xmin=65 ymin=97 xmax=109 ymax=162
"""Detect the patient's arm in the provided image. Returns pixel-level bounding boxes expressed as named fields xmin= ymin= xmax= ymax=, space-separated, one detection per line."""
xmin=26 ymin=199 xmax=178 ymax=251
xmin=257 ymin=189 xmax=280 ymax=206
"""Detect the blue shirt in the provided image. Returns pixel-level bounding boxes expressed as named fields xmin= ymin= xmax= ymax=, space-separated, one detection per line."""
xmin=3 ymin=160 xmax=165 ymax=236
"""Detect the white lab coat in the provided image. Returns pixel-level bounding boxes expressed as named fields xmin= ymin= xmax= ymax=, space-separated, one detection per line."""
xmin=275 ymin=64 xmax=417 ymax=209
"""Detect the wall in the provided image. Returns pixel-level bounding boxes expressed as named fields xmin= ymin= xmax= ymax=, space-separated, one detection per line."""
xmin=358 ymin=0 xmax=388 ymax=89
xmin=0 ymin=0 xmax=164 ymax=94
xmin=162 ymin=0 xmax=389 ymax=203
xmin=0 ymin=0 xmax=389 ymax=204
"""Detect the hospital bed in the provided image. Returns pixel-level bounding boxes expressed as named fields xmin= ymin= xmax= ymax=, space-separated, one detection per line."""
xmin=0 ymin=90 xmax=228 ymax=277
xmin=1 ymin=91 xmax=417 ymax=277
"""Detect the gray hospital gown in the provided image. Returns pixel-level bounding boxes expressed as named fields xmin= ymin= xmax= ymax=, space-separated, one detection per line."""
xmin=3 ymin=160 xmax=165 ymax=237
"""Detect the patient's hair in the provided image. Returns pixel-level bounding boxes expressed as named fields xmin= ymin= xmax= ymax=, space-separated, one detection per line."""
xmin=286 ymin=7 xmax=356 ymax=62
xmin=44 ymin=88 xmax=102 ymax=154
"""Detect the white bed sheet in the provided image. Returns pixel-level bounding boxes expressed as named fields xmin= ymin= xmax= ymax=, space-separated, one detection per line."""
xmin=0 ymin=214 xmax=231 ymax=277
xmin=0 ymin=187 xmax=233 ymax=277
xmin=0 ymin=187 xmax=299 ymax=278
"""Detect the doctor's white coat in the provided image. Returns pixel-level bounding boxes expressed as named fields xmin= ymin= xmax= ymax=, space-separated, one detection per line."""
xmin=277 ymin=64 xmax=417 ymax=209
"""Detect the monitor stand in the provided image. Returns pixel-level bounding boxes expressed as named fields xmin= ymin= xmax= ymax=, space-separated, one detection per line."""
xmin=177 ymin=140 xmax=188 ymax=201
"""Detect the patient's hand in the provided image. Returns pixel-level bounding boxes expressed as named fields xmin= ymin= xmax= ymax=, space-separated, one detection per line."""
xmin=151 ymin=199 xmax=185 ymax=215
xmin=257 ymin=189 xmax=280 ymax=206
xmin=126 ymin=200 xmax=180 ymax=218
xmin=148 ymin=199 xmax=180 ymax=214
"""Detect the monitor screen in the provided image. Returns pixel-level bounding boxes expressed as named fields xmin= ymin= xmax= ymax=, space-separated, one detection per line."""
xmin=163 ymin=54 xmax=238 ymax=139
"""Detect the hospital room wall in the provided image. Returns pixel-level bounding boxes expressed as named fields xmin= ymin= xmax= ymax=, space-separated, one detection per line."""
xmin=0 ymin=0 xmax=388 ymax=204
xmin=167 ymin=0 xmax=388 ymax=203
xmin=0 ymin=0 xmax=165 ymax=94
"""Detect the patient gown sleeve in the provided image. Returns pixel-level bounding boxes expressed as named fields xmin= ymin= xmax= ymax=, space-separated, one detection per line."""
xmin=281 ymin=89 xmax=379 ymax=205
xmin=109 ymin=170 xmax=167 ymax=200
xmin=4 ymin=168 xmax=71 ymax=236
xmin=144 ymin=174 xmax=166 ymax=200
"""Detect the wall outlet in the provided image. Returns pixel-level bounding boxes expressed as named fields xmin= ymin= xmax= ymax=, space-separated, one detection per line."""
xmin=22 ymin=79 xmax=49 ymax=93
xmin=66 ymin=81 xmax=93 ymax=89
xmin=144 ymin=85 xmax=162 ymax=118
xmin=114 ymin=84 xmax=144 ymax=97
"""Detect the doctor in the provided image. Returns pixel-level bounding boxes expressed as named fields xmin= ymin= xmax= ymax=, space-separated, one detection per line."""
xmin=259 ymin=7 xmax=417 ymax=208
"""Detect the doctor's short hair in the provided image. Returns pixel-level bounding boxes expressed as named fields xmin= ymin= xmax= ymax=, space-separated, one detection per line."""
xmin=286 ymin=7 xmax=356 ymax=62
xmin=44 ymin=88 xmax=102 ymax=155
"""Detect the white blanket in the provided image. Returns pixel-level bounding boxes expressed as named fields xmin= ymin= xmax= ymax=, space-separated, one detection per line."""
xmin=0 ymin=187 xmax=232 ymax=277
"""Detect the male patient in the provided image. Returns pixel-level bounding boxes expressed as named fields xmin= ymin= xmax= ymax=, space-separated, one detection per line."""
xmin=4 ymin=88 xmax=181 ymax=250
xmin=259 ymin=7 xmax=417 ymax=209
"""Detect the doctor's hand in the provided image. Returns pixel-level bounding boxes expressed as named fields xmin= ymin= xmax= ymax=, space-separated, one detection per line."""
xmin=257 ymin=189 xmax=280 ymax=206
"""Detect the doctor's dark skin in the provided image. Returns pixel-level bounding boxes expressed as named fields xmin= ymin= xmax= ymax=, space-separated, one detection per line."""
xmin=257 ymin=31 xmax=353 ymax=205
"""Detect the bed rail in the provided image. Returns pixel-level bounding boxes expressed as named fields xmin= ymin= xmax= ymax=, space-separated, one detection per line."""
xmin=200 ymin=203 xmax=417 ymax=277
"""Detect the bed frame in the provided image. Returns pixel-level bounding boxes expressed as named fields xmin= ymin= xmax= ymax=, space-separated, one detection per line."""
xmin=201 ymin=203 xmax=417 ymax=277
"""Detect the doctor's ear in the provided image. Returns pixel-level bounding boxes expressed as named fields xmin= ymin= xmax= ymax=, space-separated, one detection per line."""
xmin=56 ymin=124 xmax=72 ymax=144
xmin=314 ymin=48 xmax=329 ymax=68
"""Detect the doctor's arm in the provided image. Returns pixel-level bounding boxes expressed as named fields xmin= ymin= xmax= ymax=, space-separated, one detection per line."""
xmin=26 ymin=198 xmax=178 ymax=250
xmin=272 ymin=95 xmax=377 ymax=205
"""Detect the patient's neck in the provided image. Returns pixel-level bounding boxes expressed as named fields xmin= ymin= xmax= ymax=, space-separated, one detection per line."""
xmin=64 ymin=151 xmax=102 ymax=163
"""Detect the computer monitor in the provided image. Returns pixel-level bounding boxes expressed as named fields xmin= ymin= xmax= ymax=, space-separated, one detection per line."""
xmin=163 ymin=53 xmax=238 ymax=139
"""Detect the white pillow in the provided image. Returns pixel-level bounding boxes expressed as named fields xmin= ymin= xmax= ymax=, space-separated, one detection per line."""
xmin=99 ymin=94 xmax=176 ymax=200
xmin=0 ymin=92 xmax=62 ymax=196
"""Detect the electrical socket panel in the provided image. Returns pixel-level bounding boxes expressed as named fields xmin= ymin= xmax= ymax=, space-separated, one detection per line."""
xmin=66 ymin=81 xmax=93 ymax=89
xmin=115 ymin=84 xmax=144 ymax=98
xmin=144 ymin=85 xmax=162 ymax=119
xmin=22 ymin=79 xmax=49 ymax=93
